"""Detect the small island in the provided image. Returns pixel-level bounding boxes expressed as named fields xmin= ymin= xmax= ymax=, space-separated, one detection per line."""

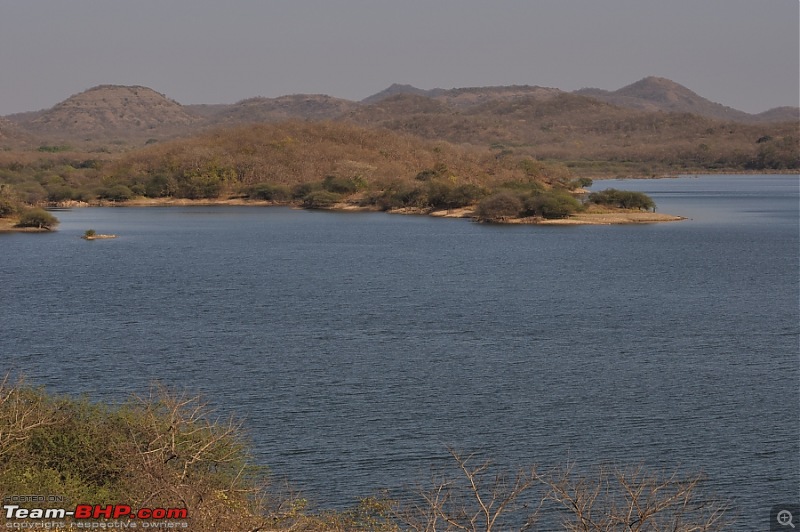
xmin=81 ymin=229 xmax=117 ymax=240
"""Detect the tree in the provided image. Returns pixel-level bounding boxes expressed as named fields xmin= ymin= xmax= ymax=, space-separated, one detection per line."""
xmin=394 ymin=450 xmax=732 ymax=532
xmin=524 ymin=190 xmax=581 ymax=219
xmin=0 ymin=184 xmax=21 ymax=217
xmin=247 ymin=183 xmax=290 ymax=201
xmin=301 ymin=190 xmax=342 ymax=209
xmin=15 ymin=208 xmax=59 ymax=230
xmin=98 ymin=184 xmax=135 ymax=202
xmin=476 ymin=192 xmax=524 ymax=221
xmin=587 ymin=189 xmax=656 ymax=211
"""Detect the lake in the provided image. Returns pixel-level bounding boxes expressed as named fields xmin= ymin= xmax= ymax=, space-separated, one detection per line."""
xmin=1 ymin=174 xmax=798 ymax=529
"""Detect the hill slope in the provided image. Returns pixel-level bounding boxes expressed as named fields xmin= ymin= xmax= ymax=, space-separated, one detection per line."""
xmin=17 ymin=85 xmax=200 ymax=140
xmin=206 ymin=94 xmax=359 ymax=124
xmin=574 ymin=76 xmax=797 ymax=123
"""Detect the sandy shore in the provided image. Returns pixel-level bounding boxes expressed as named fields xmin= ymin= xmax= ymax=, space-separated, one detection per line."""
xmin=535 ymin=212 xmax=685 ymax=225
xmin=24 ymin=197 xmax=686 ymax=227
xmin=384 ymin=205 xmax=684 ymax=225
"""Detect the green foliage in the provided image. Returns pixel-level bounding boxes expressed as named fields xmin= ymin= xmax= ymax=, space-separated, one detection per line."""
xmin=177 ymin=172 xmax=224 ymax=199
xmin=370 ymin=183 xmax=426 ymax=211
xmin=144 ymin=174 xmax=178 ymax=197
xmin=0 ymin=376 xmax=270 ymax=531
xmin=425 ymin=180 xmax=486 ymax=210
xmin=291 ymin=181 xmax=320 ymax=200
xmin=0 ymin=197 xmax=16 ymax=217
xmin=46 ymin=185 xmax=79 ymax=203
xmin=524 ymin=190 xmax=582 ymax=219
xmin=747 ymin=135 xmax=799 ymax=169
xmin=15 ymin=208 xmax=59 ymax=229
xmin=569 ymin=177 xmax=594 ymax=189
xmin=0 ymin=184 xmax=20 ymax=217
xmin=14 ymin=182 xmax=48 ymax=205
xmin=247 ymin=182 xmax=291 ymax=201
xmin=476 ymin=192 xmax=524 ymax=221
xmin=98 ymin=184 xmax=135 ymax=202
xmin=84 ymin=229 xmax=96 ymax=238
xmin=588 ymin=188 xmax=656 ymax=210
xmin=37 ymin=145 xmax=72 ymax=153
xmin=364 ymin=179 xmax=487 ymax=212
xmin=302 ymin=190 xmax=342 ymax=209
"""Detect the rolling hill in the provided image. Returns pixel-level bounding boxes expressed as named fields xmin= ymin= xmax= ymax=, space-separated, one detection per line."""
xmin=1 ymin=77 xmax=796 ymax=175
xmin=201 ymin=94 xmax=359 ymax=124
xmin=9 ymin=85 xmax=200 ymax=141
xmin=574 ymin=76 xmax=797 ymax=123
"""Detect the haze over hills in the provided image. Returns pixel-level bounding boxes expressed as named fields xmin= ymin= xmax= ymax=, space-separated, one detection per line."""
xmin=4 ymin=76 xmax=796 ymax=137
xmin=1 ymin=77 xmax=796 ymax=175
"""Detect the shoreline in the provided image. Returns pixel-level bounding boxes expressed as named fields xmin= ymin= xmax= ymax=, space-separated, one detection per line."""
xmin=0 ymin=218 xmax=52 ymax=233
xmin=64 ymin=197 xmax=685 ymax=225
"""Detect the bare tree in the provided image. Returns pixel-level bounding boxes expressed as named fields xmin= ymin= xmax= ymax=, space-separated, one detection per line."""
xmin=0 ymin=373 xmax=61 ymax=459
xmin=394 ymin=448 xmax=542 ymax=531
xmin=535 ymin=462 xmax=732 ymax=531
xmin=393 ymin=450 xmax=732 ymax=532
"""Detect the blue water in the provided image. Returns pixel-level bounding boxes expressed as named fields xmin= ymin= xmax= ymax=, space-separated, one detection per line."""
xmin=1 ymin=174 xmax=798 ymax=529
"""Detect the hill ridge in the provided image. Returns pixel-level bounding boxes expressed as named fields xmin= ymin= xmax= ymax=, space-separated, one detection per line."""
xmin=18 ymin=85 xmax=200 ymax=140
xmin=3 ymin=78 xmax=797 ymax=150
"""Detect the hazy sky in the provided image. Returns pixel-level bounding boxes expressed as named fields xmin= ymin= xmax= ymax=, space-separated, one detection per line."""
xmin=1 ymin=0 xmax=798 ymax=115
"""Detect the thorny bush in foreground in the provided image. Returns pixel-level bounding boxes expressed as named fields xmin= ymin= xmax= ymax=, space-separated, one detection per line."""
xmin=0 ymin=376 xmax=732 ymax=531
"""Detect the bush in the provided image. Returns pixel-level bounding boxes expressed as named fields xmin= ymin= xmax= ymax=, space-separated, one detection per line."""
xmin=145 ymin=174 xmax=179 ymax=198
xmin=394 ymin=448 xmax=732 ymax=531
xmin=0 ymin=375 xmax=270 ymax=531
xmin=247 ymin=183 xmax=291 ymax=201
xmin=177 ymin=174 xmax=223 ymax=199
xmin=475 ymin=192 xmax=524 ymax=221
xmin=98 ymin=184 xmax=135 ymax=202
xmin=380 ymin=186 xmax=424 ymax=210
xmin=0 ymin=197 xmax=17 ymax=218
xmin=426 ymin=181 xmax=486 ymax=210
xmin=302 ymin=190 xmax=342 ymax=209
xmin=1 ymin=376 xmax=732 ymax=531
xmin=46 ymin=186 xmax=79 ymax=203
xmin=291 ymin=182 xmax=319 ymax=200
xmin=524 ymin=190 xmax=582 ymax=219
xmin=569 ymin=177 xmax=594 ymax=189
xmin=15 ymin=208 xmax=59 ymax=229
xmin=588 ymin=188 xmax=656 ymax=210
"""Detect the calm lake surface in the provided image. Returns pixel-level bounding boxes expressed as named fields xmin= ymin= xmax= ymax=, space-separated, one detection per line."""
xmin=2 ymin=174 xmax=798 ymax=528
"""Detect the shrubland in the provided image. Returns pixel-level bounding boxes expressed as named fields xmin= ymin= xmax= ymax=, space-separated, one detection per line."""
xmin=348 ymin=93 xmax=800 ymax=176
xmin=1 ymin=375 xmax=733 ymax=531
xmin=0 ymin=122 xmax=579 ymax=210
xmin=3 ymin=115 xmax=795 ymax=225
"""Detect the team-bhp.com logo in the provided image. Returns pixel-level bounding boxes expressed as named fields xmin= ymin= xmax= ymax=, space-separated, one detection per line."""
xmin=3 ymin=503 xmax=188 ymax=528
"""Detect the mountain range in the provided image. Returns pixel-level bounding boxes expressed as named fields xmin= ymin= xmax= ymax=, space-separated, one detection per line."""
xmin=0 ymin=78 xmax=796 ymax=169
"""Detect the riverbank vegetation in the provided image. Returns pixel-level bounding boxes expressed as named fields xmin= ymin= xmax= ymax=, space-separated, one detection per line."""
xmin=0 ymin=118 xmax=794 ymax=224
xmin=0 ymin=375 xmax=732 ymax=531
xmin=0 ymin=122 xmax=659 ymax=225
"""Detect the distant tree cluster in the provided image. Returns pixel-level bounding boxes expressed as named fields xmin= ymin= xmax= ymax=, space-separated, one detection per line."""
xmin=475 ymin=184 xmax=583 ymax=222
xmin=587 ymin=188 xmax=656 ymax=211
